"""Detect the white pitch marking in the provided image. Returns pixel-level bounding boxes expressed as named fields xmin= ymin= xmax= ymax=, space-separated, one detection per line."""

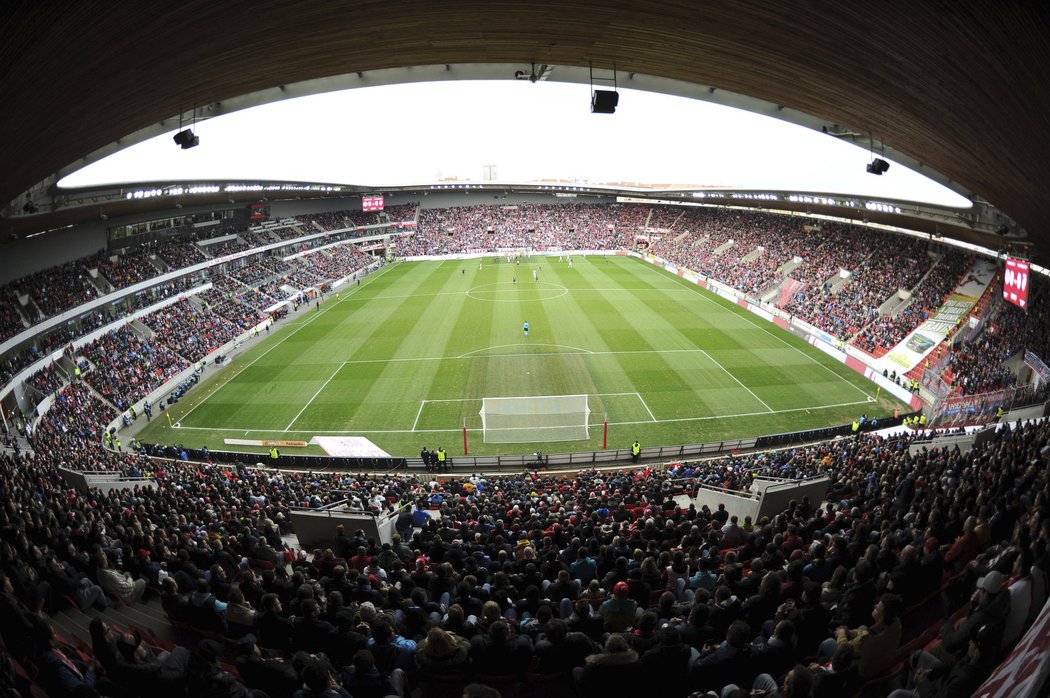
xmin=283 ymin=362 xmax=346 ymax=431
xmin=177 ymin=397 xmax=873 ymax=434
xmin=698 ymin=349 xmax=775 ymax=413
xmin=171 ymin=263 xmax=394 ymax=425
xmin=664 ymin=270 xmax=873 ymax=400
xmin=411 ymin=400 xmax=427 ymax=432
xmin=634 ymin=392 xmax=658 ymax=422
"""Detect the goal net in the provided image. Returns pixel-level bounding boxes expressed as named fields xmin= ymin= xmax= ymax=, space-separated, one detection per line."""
xmin=479 ymin=394 xmax=591 ymax=443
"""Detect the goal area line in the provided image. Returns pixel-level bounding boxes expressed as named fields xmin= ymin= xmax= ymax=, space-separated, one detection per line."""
xmin=411 ymin=391 xmax=655 ymax=432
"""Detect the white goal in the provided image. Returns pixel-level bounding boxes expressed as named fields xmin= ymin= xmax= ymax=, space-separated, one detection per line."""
xmin=479 ymin=394 xmax=591 ymax=443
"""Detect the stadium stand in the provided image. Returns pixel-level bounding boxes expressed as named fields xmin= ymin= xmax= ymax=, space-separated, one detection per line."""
xmin=1 ymin=201 xmax=1048 ymax=697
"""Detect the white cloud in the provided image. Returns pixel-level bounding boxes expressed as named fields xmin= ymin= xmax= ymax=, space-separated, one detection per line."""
xmin=59 ymin=81 xmax=971 ymax=208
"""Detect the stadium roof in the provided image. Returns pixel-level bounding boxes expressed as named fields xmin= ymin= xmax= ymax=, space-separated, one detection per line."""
xmin=1 ymin=1 xmax=1048 ymax=259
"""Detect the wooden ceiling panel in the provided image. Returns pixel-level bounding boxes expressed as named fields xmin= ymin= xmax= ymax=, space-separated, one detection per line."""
xmin=1 ymin=0 xmax=1048 ymax=253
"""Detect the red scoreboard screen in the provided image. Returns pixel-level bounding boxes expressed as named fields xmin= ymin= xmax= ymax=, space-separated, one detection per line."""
xmin=248 ymin=202 xmax=269 ymax=221
xmin=1003 ymin=258 xmax=1029 ymax=309
xmin=362 ymin=195 xmax=385 ymax=212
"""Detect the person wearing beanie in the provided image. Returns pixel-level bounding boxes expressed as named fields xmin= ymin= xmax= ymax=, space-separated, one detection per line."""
xmin=598 ymin=581 xmax=638 ymax=633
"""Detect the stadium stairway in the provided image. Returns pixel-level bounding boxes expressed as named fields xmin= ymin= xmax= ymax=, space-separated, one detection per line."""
xmin=48 ymin=595 xmax=179 ymax=649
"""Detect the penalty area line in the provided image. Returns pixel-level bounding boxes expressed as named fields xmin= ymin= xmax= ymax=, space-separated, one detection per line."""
xmin=284 ymin=362 xmax=347 ymax=432
xmin=168 ymin=263 xmax=395 ymax=427
xmin=634 ymin=392 xmax=658 ymax=422
xmin=176 ymin=397 xmax=873 ymax=435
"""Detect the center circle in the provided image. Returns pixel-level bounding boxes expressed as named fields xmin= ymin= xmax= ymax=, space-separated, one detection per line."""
xmin=466 ymin=281 xmax=568 ymax=302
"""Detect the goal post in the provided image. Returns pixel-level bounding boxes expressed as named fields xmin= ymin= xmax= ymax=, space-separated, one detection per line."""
xmin=479 ymin=394 xmax=591 ymax=443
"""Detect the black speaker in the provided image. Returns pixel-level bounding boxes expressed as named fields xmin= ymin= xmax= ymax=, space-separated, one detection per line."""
xmin=866 ymin=158 xmax=889 ymax=175
xmin=591 ymin=90 xmax=619 ymax=114
xmin=173 ymin=129 xmax=199 ymax=149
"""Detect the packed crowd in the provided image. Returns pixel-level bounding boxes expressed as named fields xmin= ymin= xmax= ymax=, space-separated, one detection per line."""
xmin=91 ymin=249 xmax=163 ymax=291
xmin=203 ymin=238 xmax=254 ymax=259
xmin=229 ymin=258 xmax=292 ymax=287
xmin=1 ymin=278 xmax=199 ymax=391
xmin=0 ymin=216 xmax=360 ymax=344
xmin=0 ymin=302 xmax=27 ymax=343
xmin=156 ymin=238 xmax=209 ymax=271
xmin=77 ymin=326 xmax=184 ymax=410
xmin=297 ymin=209 xmax=382 ymax=232
xmin=381 ymin=203 xmax=419 ymax=223
xmin=854 ymin=250 xmax=975 ymax=352
xmin=143 ymin=300 xmax=242 ymax=364
xmin=23 ymin=359 xmax=66 ymax=396
xmin=10 ymin=259 xmax=98 ymax=321
xmin=199 ymin=279 xmax=270 ymax=332
xmin=782 ymin=236 xmax=931 ymax=343
xmin=945 ymin=340 xmax=1019 ymax=396
xmin=403 ymin=203 xmax=641 ymax=255
xmin=2 ymin=360 xmax=1048 ymax=697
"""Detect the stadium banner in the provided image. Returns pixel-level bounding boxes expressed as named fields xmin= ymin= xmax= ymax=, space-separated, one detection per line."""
xmin=883 ymin=294 xmax=974 ymax=373
xmin=882 ymin=260 xmax=993 ymax=373
xmin=930 ymin=388 xmax=1013 ymax=427
xmin=956 ymin=258 xmax=998 ymax=301
xmin=976 ymin=595 xmax=1050 ymax=698
xmin=1025 ymin=351 xmax=1050 ymax=385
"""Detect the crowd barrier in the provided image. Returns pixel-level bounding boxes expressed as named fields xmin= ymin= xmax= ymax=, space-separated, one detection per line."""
xmin=155 ymin=414 xmax=913 ymax=473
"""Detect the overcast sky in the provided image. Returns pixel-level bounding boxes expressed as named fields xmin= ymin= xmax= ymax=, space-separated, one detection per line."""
xmin=59 ymin=81 xmax=971 ymax=208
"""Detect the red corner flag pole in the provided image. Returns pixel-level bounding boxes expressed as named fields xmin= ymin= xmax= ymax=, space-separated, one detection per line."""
xmin=463 ymin=423 xmax=469 ymax=455
xmin=603 ymin=419 xmax=608 ymax=449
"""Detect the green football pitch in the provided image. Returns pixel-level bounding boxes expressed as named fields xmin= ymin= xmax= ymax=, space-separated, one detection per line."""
xmin=137 ymin=256 xmax=903 ymax=457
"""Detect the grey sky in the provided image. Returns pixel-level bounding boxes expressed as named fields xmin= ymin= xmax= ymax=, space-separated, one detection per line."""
xmin=59 ymin=81 xmax=971 ymax=209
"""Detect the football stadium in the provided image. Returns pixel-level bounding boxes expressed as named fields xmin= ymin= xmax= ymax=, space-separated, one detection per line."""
xmin=1 ymin=3 xmax=1049 ymax=698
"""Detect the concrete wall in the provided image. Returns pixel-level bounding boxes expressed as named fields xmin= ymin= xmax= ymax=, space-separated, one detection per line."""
xmin=755 ymin=476 xmax=831 ymax=521
xmin=289 ymin=508 xmax=393 ymax=550
xmin=58 ymin=467 xmax=155 ymax=495
xmin=2 ymin=222 xmax=108 ymax=283
xmin=690 ymin=484 xmax=760 ymax=523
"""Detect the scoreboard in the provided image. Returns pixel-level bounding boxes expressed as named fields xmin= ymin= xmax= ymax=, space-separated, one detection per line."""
xmin=1003 ymin=258 xmax=1029 ymax=309
xmin=248 ymin=202 xmax=269 ymax=221
xmin=362 ymin=195 xmax=385 ymax=212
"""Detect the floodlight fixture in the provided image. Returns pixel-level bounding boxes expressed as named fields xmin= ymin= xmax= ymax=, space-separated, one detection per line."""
xmin=866 ymin=158 xmax=890 ymax=175
xmin=173 ymin=129 xmax=199 ymax=149
xmin=589 ymin=62 xmax=619 ymax=114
